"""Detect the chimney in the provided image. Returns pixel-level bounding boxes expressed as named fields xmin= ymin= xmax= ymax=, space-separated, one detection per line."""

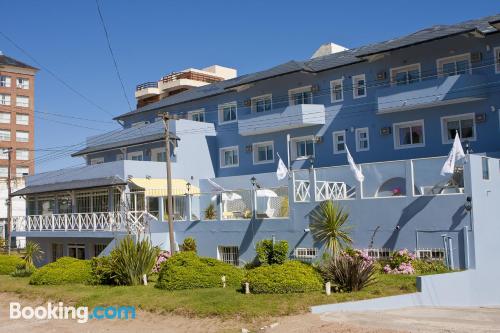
xmin=311 ymin=43 xmax=348 ymax=59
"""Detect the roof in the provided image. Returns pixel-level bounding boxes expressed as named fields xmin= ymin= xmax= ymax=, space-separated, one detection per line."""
xmin=12 ymin=176 xmax=126 ymax=196
xmin=115 ymin=13 xmax=500 ymax=120
xmin=0 ymin=54 xmax=38 ymax=70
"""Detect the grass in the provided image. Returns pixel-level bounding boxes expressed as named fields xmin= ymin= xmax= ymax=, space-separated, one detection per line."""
xmin=0 ymin=273 xmax=416 ymax=319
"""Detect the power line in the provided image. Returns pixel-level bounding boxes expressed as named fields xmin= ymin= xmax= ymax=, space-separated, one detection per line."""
xmin=35 ymin=115 xmax=109 ymax=131
xmin=95 ymin=0 xmax=133 ymax=112
xmin=34 ymin=110 xmax=115 ymax=124
xmin=0 ymin=31 xmax=116 ymax=118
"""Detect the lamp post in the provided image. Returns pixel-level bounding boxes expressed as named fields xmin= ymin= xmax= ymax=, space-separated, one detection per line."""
xmin=308 ymin=156 xmax=315 ymax=171
xmin=185 ymin=182 xmax=192 ymax=222
xmin=250 ymin=176 xmax=257 ymax=219
xmin=186 ymin=182 xmax=191 ymax=194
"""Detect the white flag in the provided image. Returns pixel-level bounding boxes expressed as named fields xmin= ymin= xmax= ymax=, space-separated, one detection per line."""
xmin=346 ymin=146 xmax=364 ymax=183
xmin=440 ymin=132 xmax=466 ymax=176
xmin=276 ymin=156 xmax=288 ymax=180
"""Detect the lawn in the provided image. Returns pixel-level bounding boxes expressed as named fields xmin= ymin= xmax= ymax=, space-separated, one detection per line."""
xmin=0 ymin=274 xmax=416 ymax=319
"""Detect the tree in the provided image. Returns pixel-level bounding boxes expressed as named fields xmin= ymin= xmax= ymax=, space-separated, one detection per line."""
xmin=309 ymin=200 xmax=352 ymax=257
xmin=24 ymin=241 xmax=44 ymax=270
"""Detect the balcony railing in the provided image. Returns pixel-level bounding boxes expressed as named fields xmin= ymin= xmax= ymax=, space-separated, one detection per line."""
xmin=12 ymin=211 xmax=157 ymax=234
xmin=136 ymin=82 xmax=158 ymax=91
xmin=161 ymin=71 xmax=223 ymax=84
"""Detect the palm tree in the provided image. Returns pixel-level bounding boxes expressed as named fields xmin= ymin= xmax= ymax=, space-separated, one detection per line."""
xmin=24 ymin=241 xmax=44 ymax=270
xmin=309 ymin=200 xmax=352 ymax=257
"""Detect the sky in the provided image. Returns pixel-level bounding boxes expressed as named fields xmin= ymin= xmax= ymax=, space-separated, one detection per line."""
xmin=1 ymin=0 xmax=498 ymax=173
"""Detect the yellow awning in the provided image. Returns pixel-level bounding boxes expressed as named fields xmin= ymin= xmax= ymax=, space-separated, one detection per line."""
xmin=130 ymin=178 xmax=200 ymax=197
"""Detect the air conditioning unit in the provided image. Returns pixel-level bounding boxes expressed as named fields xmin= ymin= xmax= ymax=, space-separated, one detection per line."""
xmin=311 ymin=84 xmax=320 ymax=93
xmin=376 ymin=71 xmax=387 ymax=81
xmin=245 ymin=145 xmax=253 ymax=152
xmin=471 ymin=52 xmax=482 ymax=63
xmin=244 ymin=99 xmax=251 ymax=107
xmin=314 ymin=136 xmax=323 ymax=143
xmin=380 ymin=127 xmax=392 ymax=136
xmin=475 ymin=113 xmax=486 ymax=123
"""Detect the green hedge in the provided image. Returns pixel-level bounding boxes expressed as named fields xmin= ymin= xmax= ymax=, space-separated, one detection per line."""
xmin=155 ymin=252 xmax=244 ymax=290
xmin=30 ymin=257 xmax=92 ymax=285
xmin=244 ymin=261 xmax=323 ymax=294
xmin=0 ymin=255 xmax=24 ymax=275
xmin=413 ymin=259 xmax=450 ymax=275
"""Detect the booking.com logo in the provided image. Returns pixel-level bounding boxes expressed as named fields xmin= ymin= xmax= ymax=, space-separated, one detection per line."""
xmin=9 ymin=302 xmax=136 ymax=323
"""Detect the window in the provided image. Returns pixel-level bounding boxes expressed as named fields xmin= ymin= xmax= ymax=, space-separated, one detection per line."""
xmin=151 ymin=147 xmax=166 ymax=162
xmin=251 ymin=94 xmax=272 ymax=113
xmin=294 ymin=248 xmax=318 ymax=259
xmin=127 ymin=151 xmax=143 ymax=161
xmin=352 ymin=74 xmax=366 ymax=98
xmin=16 ymin=96 xmax=29 ymax=107
xmin=0 ymin=150 xmax=7 ymax=160
xmin=218 ymin=102 xmax=237 ymax=124
xmin=0 ymin=112 xmax=10 ymax=124
xmin=333 ymin=130 xmax=346 ymax=154
xmin=366 ymin=248 xmax=391 ymax=260
xmin=16 ymin=167 xmax=29 ymax=177
xmin=355 ymin=128 xmax=370 ymax=152
xmin=0 ymin=76 xmax=11 ymax=87
xmin=16 ymin=131 xmax=29 ymax=142
xmin=16 ymin=149 xmax=29 ymax=160
xmin=218 ymin=246 xmax=239 ymax=266
xmin=131 ymin=121 xmax=149 ymax=127
xmin=394 ymin=120 xmax=425 ymax=149
xmin=417 ymin=249 xmax=445 ymax=260
xmin=90 ymin=157 xmax=104 ymax=165
xmin=0 ymin=94 xmax=11 ymax=105
xmin=220 ymin=146 xmax=239 ymax=168
xmin=0 ymin=130 xmax=10 ymax=141
xmin=16 ymin=114 xmax=29 ymax=125
xmin=482 ymin=157 xmax=489 ymax=180
xmin=437 ymin=53 xmax=471 ymax=77
xmin=291 ymin=136 xmax=314 ymax=160
xmin=16 ymin=78 xmax=29 ymax=89
xmin=330 ymin=79 xmax=343 ymax=102
xmin=68 ymin=244 xmax=86 ymax=260
xmin=289 ymin=86 xmax=313 ymax=105
xmin=390 ymin=64 xmax=421 ymax=85
xmin=188 ymin=109 xmax=205 ymax=122
xmin=116 ymin=153 xmax=124 ymax=161
xmin=441 ymin=113 xmax=476 ymax=143
xmin=51 ymin=244 xmax=64 ymax=262
xmin=253 ymin=141 xmax=274 ymax=164
xmin=495 ymin=47 xmax=500 ymax=74
xmin=94 ymin=244 xmax=107 ymax=257
xmin=0 ymin=167 xmax=7 ymax=178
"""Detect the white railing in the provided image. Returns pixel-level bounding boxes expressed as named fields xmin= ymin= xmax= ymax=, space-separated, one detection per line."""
xmin=294 ymin=180 xmax=311 ymax=202
xmin=315 ymin=181 xmax=347 ymax=201
xmin=11 ymin=211 xmax=157 ymax=234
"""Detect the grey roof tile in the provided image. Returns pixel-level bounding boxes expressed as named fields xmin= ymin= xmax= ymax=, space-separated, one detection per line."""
xmin=12 ymin=176 xmax=126 ymax=196
xmin=0 ymin=54 xmax=37 ymax=70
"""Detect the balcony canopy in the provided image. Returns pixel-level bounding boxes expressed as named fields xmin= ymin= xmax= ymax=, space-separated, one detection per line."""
xmin=130 ymin=178 xmax=200 ymax=197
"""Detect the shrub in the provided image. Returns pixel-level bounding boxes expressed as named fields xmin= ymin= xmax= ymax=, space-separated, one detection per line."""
xmin=155 ymin=251 xmax=244 ymax=290
xmin=11 ymin=263 xmax=34 ymax=277
xmin=244 ymin=261 xmax=323 ymax=294
xmin=412 ymin=259 xmax=449 ymax=275
xmin=0 ymin=255 xmax=24 ymax=275
xmin=383 ymin=249 xmax=416 ymax=275
xmin=30 ymin=257 xmax=92 ymax=285
xmin=319 ymin=253 xmax=376 ymax=292
xmin=89 ymin=256 xmax=116 ymax=285
xmin=180 ymin=237 xmax=197 ymax=253
xmin=23 ymin=241 xmax=44 ymax=270
xmin=110 ymin=236 xmax=160 ymax=286
xmin=204 ymin=203 xmax=216 ymax=220
xmin=255 ymin=239 xmax=288 ymax=265
xmin=278 ymin=197 xmax=289 ymax=217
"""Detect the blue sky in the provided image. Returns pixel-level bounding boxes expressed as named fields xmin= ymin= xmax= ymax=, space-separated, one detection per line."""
xmin=1 ymin=0 xmax=498 ymax=172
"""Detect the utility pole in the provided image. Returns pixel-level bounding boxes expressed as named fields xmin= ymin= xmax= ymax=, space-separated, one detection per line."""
xmin=160 ymin=112 xmax=178 ymax=254
xmin=5 ymin=148 xmax=12 ymax=255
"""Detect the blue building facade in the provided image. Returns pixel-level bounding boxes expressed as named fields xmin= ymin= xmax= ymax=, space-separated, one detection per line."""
xmin=11 ymin=14 xmax=500 ymax=267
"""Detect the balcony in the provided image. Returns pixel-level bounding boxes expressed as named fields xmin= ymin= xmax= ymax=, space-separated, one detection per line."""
xmin=238 ymin=104 xmax=325 ymax=136
xmin=375 ymin=74 xmax=487 ymax=114
xmin=12 ymin=211 xmax=156 ymax=234
xmin=158 ymin=70 xmax=224 ymax=94
xmin=135 ymin=82 xmax=159 ymax=99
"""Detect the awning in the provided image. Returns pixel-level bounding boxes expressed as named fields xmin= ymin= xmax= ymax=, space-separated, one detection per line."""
xmin=130 ymin=178 xmax=200 ymax=197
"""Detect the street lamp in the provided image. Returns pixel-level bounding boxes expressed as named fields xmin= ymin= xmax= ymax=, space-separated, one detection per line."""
xmin=186 ymin=182 xmax=191 ymax=194
xmin=250 ymin=176 xmax=257 ymax=188
xmin=308 ymin=156 xmax=315 ymax=170
xmin=464 ymin=196 xmax=472 ymax=212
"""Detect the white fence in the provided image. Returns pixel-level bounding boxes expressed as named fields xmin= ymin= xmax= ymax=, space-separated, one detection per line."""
xmin=11 ymin=211 xmax=156 ymax=234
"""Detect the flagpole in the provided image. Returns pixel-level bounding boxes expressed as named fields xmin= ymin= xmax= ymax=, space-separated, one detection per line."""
xmin=286 ymin=134 xmax=291 ymax=171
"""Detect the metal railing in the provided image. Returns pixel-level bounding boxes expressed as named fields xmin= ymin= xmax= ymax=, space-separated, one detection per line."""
xmin=136 ymin=81 xmax=159 ymax=91
xmin=11 ymin=211 xmax=157 ymax=234
xmin=161 ymin=71 xmax=223 ymax=84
